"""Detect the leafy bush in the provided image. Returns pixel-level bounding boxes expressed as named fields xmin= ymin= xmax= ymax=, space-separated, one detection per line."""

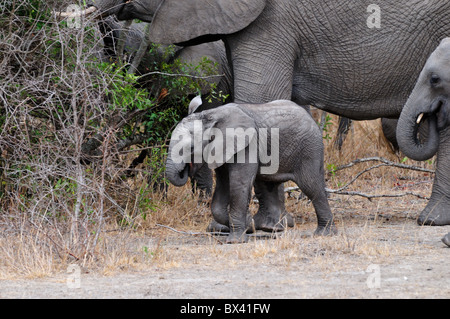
xmin=0 ymin=0 xmax=219 ymax=259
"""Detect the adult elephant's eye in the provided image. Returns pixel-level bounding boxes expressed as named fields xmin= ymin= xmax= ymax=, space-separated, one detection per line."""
xmin=430 ymin=74 xmax=441 ymax=86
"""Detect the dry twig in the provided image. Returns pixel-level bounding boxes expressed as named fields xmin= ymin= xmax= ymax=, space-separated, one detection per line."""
xmin=156 ymin=224 xmax=225 ymax=244
xmin=286 ymin=157 xmax=434 ymax=201
xmin=332 ymin=156 xmax=435 ymax=174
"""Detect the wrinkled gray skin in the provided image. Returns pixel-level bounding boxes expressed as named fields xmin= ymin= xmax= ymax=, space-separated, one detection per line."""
xmin=76 ymin=0 xmax=450 ymax=227
xmin=397 ymin=38 xmax=450 ymax=226
xmin=166 ymin=100 xmax=336 ymax=243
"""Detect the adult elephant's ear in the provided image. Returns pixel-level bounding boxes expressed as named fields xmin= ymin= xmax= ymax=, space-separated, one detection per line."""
xmin=149 ymin=0 xmax=267 ymax=45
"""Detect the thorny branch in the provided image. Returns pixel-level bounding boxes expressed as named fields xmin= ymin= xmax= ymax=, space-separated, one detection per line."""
xmin=156 ymin=224 xmax=226 ymax=244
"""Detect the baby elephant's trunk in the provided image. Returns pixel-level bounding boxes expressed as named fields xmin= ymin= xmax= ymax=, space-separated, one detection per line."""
xmin=165 ymin=157 xmax=189 ymax=187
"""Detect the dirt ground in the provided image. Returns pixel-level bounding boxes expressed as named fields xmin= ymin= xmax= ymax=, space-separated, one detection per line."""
xmin=1 ymin=202 xmax=449 ymax=299
xmin=1 ymin=119 xmax=449 ymax=299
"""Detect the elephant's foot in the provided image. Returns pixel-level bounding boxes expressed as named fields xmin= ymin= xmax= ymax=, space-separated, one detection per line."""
xmin=442 ymin=233 xmax=450 ymax=247
xmin=282 ymin=211 xmax=295 ymax=228
xmin=314 ymin=223 xmax=338 ymax=236
xmin=253 ymin=211 xmax=294 ymax=232
xmin=417 ymin=196 xmax=450 ymax=226
xmin=206 ymin=219 xmax=255 ymax=234
xmin=206 ymin=220 xmax=230 ymax=233
xmin=226 ymin=231 xmax=248 ymax=244
xmin=226 ymin=215 xmax=255 ymax=244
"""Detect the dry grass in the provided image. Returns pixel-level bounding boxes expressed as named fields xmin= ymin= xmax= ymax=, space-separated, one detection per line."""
xmin=0 ymin=114 xmax=437 ymax=279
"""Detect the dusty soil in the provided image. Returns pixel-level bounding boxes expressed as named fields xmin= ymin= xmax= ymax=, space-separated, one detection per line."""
xmin=1 ymin=206 xmax=449 ymax=299
xmin=1 ymin=119 xmax=449 ymax=299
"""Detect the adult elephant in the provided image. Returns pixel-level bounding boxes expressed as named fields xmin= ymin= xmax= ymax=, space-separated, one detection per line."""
xmin=397 ymin=38 xmax=450 ymax=226
xmin=59 ymin=0 xmax=450 ymax=227
xmin=97 ymin=17 xmax=232 ymax=109
xmin=95 ymin=17 xmax=233 ymax=197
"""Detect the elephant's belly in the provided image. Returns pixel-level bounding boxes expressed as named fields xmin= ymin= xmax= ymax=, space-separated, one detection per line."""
xmin=292 ymin=30 xmax=426 ymax=121
xmin=292 ymin=73 xmax=406 ymax=121
xmin=256 ymin=173 xmax=292 ymax=183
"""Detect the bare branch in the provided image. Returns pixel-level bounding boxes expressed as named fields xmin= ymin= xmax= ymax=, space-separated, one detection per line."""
xmin=332 ymin=156 xmax=435 ymax=174
xmin=286 ymin=156 xmax=433 ymax=201
xmin=138 ymin=70 xmax=225 ymax=81
xmin=156 ymin=224 xmax=226 ymax=244
xmin=325 ymin=188 xmax=430 ymax=201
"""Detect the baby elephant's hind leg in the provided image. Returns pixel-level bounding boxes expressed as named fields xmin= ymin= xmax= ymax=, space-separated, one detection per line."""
xmin=295 ymin=164 xmax=337 ymax=236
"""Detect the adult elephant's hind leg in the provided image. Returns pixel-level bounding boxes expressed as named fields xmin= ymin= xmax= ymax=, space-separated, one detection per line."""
xmin=253 ymin=181 xmax=294 ymax=232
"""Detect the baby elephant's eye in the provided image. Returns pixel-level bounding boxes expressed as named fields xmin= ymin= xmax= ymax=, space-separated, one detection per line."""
xmin=430 ymin=74 xmax=441 ymax=86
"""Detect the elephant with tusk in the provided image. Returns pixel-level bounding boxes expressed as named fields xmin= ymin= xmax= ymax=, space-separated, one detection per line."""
xmin=56 ymin=0 xmax=450 ymax=228
xmin=397 ymin=38 xmax=450 ymax=226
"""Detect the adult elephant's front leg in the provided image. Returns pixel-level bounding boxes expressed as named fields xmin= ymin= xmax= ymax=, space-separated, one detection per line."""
xmin=418 ymin=127 xmax=450 ymax=226
xmin=226 ymin=30 xmax=296 ymax=104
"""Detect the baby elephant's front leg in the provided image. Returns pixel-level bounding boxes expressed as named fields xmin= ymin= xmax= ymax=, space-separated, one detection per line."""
xmin=226 ymin=166 xmax=256 ymax=244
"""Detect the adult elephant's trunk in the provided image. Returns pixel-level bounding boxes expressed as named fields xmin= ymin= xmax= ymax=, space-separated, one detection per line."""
xmin=397 ymin=96 xmax=442 ymax=161
xmin=165 ymin=157 xmax=189 ymax=187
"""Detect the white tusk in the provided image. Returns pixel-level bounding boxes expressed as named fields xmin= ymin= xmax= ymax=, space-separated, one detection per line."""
xmin=416 ymin=113 xmax=424 ymax=124
xmin=55 ymin=6 xmax=97 ymax=18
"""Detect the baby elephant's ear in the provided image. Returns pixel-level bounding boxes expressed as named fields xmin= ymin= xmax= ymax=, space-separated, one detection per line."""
xmin=149 ymin=0 xmax=267 ymax=45
xmin=204 ymin=105 xmax=257 ymax=169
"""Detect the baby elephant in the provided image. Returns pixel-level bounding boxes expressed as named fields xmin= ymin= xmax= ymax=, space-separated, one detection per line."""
xmin=166 ymin=99 xmax=336 ymax=243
